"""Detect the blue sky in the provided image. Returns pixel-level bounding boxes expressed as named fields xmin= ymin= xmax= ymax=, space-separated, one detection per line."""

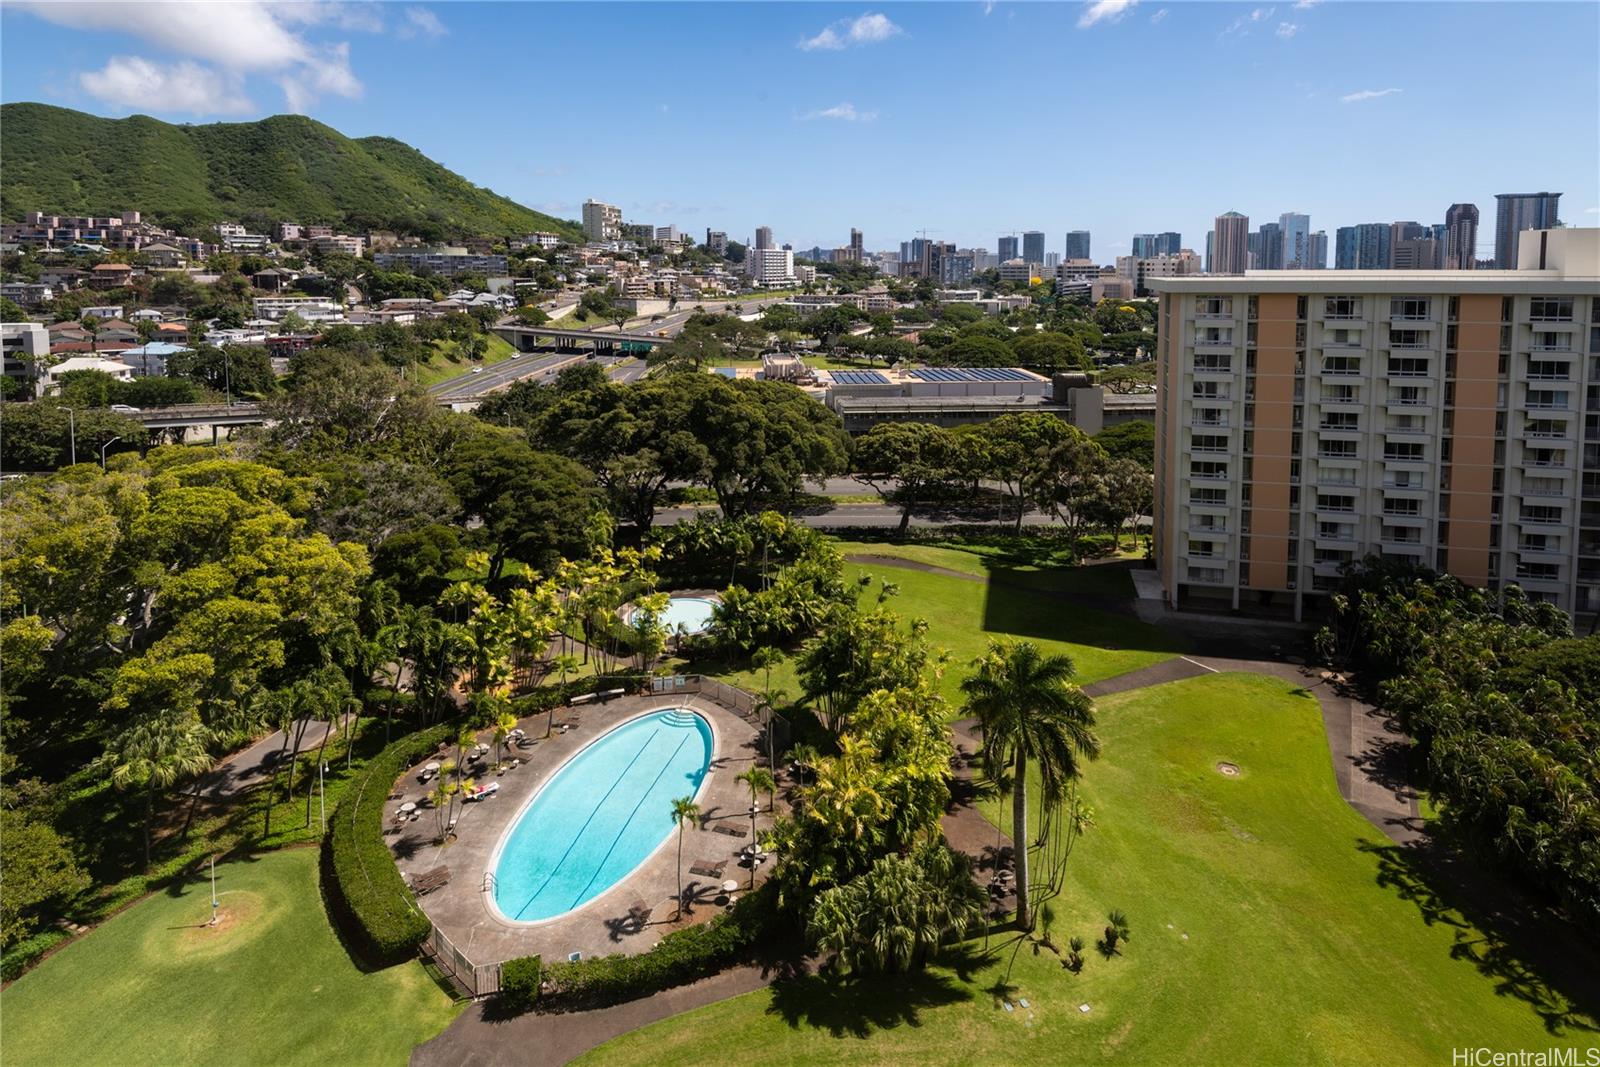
xmin=4 ymin=2 xmax=1597 ymax=259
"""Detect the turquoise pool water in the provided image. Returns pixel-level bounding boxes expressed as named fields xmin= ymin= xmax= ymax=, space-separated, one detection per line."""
xmin=491 ymin=709 xmax=713 ymax=922
xmin=630 ymin=596 xmax=717 ymax=635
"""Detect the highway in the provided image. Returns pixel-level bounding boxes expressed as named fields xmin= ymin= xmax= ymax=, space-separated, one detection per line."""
xmin=428 ymin=350 xmax=587 ymax=399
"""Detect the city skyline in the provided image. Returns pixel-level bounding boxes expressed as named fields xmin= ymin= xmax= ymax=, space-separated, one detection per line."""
xmin=2 ymin=2 xmax=1597 ymax=256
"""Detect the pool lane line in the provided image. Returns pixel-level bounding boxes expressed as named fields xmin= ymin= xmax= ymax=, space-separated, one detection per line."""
xmin=505 ymin=725 xmax=662 ymax=921
xmin=566 ymin=729 xmax=693 ymax=910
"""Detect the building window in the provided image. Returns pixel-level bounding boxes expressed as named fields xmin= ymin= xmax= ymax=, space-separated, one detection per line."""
xmin=1390 ymin=297 xmax=1430 ymax=320
xmin=1529 ymin=297 xmax=1574 ymax=322
xmin=1325 ymin=296 xmax=1361 ymax=319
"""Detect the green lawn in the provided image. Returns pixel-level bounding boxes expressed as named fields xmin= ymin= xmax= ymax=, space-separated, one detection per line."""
xmin=413 ymin=332 xmax=519 ymax=387
xmin=0 ymin=849 xmax=459 ymax=1067
xmin=576 ymin=672 xmax=1599 ymax=1066
xmin=703 ymin=546 xmax=1181 ymax=710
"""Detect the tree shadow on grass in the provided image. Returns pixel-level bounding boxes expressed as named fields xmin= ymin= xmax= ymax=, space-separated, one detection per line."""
xmin=1359 ymin=835 xmax=1600 ymax=1036
xmin=764 ymin=944 xmax=985 ymax=1039
xmin=980 ymin=570 xmax=1183 ymax=656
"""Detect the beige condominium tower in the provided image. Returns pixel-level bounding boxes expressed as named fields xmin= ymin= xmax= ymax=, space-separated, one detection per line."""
xmin=1150 ymin=227 xmax=1600 ymax=625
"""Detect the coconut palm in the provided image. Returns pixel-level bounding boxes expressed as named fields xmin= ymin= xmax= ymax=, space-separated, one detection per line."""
xmin=103 ymin=711 xmax=213 ymax=871
xmin=959 ymin=639 xmax=1100 ymax=932
xmin=736 ymin=766 xmax=777 ymax=887
xmin=670 ymin=795 xmax=701 ymax=920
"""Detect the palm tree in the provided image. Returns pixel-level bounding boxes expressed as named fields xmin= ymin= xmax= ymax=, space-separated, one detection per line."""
xmin=547 ymin=652 xmax=580 ymax=736
xmin=492 ymin=710 xmax=518 ymax=767
xmin=958 ymin=639 xmax=1100 ymax=932
xmin=736 ymin=766 xmax=776 ymax=887
xmin=670 ymin=795 xmax=701 ymax=920
xmin=103 ymin=711 xmax=213 ymax=871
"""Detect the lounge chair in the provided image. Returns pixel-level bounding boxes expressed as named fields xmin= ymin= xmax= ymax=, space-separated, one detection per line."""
xmin=410 ymin=866 xmax=451 ymax=896
xmin=688 ymin=858 xmax=725 ymax=878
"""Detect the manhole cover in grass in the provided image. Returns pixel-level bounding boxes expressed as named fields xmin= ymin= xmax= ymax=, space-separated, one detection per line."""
xmin=1215 ymin=761 xmax=1241 ymax=777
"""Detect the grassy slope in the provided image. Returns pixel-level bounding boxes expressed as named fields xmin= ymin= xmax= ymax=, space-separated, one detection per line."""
xmin=577 ymin=673 xmax=1598 ymax=1066
xmin=705 ymin=544 xmax=1182 ymax=708
xmin=0 ymin=103 xmax=580 ymax=238
xmin=413 ymin=332 xmax=519 ymax=387
xmin=0 ymin=849 xmax=458 ymax=1067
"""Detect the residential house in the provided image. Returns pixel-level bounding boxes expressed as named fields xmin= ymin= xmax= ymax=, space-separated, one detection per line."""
xmin=141 ymin=241 xmax=187 ymax=268
xmin=41 ymin=356 xmax=135 ymax=394
xmin=88 ymin=263 xmax=135 ymax=290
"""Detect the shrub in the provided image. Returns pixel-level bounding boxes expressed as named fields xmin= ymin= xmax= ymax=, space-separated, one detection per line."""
xmin=499 ymin=954 xmax=542 ymax=1012
xmin=321 ymin=723 xmax=453 ymax=965
xmin=506 ymin=885 xmax=778 ymax=1013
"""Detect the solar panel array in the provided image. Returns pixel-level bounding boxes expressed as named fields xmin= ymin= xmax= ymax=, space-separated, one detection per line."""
xmin=907 ymin=368 xmax=1035 ymax=383
xmin=831 ymin=370 xmax=890 ymax=385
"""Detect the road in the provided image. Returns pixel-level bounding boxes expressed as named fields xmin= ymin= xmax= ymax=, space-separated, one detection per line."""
xmin=427 ymin=294 xmax=799 ymax=398
xmin=428 ymin=350 xmax=586 ymax=399
xmin=655 ymin=502 xmax=1059 ymax=529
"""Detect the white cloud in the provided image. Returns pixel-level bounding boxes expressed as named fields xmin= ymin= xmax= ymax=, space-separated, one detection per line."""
xmin=801 ymin=102 xmax=878 ymax=122
xmin=277 ymin=2 xmax=387 ymax=34
xmin=11 ymin=1 xmax=367 ymax=112
xmin=1583 ymin=206 xmax=1599 ymax=214
xmin=80 ymin=56 xmax=253 ymax=115
xmin=398 ymin=6 xmax=447 ymax=39
xmin=1222 ymin=6 xmax=1276 ymax=35
xmin=982 ymin=0 xmax=996 ymax=15
xmin=1276 ymin=22 xmax=1301 ymax=38
xmin=1149 ymin=8 xmax=1169 ymax=23
xmin=798 ymin=12 xmax=904 ymax=50
xmin=1079 ymin=0 xmax=1137 ymax=28
xmin=1341 ymin=87 xmax=1402 ymax=103
xmin=1293 ymin=0 xmax=1321 ymax=8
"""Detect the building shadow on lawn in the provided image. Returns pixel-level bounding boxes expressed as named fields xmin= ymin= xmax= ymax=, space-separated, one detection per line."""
xmin=1360 ymin=835 xmax=1600 ymax=1036
xmin=980 ymin=569 xmax=1185 ymax=656
xmin=764 ymin=943 xmax=985 ymax=1039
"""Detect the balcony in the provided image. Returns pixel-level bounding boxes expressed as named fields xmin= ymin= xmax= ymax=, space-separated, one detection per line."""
xmin=1188 ymin=523 xmax=1229 ymax=535
xmin=1194 ymin=337 xmax=1235 ymax=349
xmin=1526 ymin=371 xmax=1571 ymax=381
xmin=1189 ymin=471 xmax=1229 ymax=481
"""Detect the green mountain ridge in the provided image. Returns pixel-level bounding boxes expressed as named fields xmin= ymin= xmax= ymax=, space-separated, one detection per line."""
xmin=0 ymin=102 xmax=580 ymax=242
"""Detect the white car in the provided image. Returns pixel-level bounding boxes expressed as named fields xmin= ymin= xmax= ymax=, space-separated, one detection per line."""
xmin=110 ymin=404 xmax=141 ymax=414
xmin=510 ymin=352 xmax=521 ymax=359
xmin=470 ymin=366 xmax=485 ymax=374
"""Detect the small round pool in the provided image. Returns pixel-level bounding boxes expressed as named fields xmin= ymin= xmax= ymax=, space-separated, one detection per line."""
xmin=489 ymin=708 xmax=712 ymax=923
xmin=630 ymin=595 xmax=717 ymax=636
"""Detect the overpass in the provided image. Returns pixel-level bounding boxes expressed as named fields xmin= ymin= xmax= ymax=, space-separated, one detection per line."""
xmin=494 ymin=324 xmax=673 ymax=354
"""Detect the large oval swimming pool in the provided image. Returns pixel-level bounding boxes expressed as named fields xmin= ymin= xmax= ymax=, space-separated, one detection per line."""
xmin=490 ymin=708 xmax=713 ymax=923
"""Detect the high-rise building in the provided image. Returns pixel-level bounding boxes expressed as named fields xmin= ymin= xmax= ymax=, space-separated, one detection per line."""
xmin=705 ymin=230 xmax=728 ymax=255
xmin=1134 ymin=232 xmax=1184 ymax=258
xmin=1494 ymin=193 xmax=1561 ymax=268
xmin=1255 ymin=223 xmax=1283 ymax=269
xmin=1334 ymin=223 xmax=1391 ymax=270
xmin=845 ymin=228 xmax=864 ymax=263
xmin=1206 ymin=231 xmax=1215 ymax=273
xmin=754 ymin=226 xmax=774 ymax=251
xmin=1044 ymin=252 xmax=1061 ymax=269
xmin=1065 ymin=231 xmax=1092 ymax=262
xmin=1443 ymin=203 xmax=1479 ymax=270
xmin=998 ymin=235 xmax=1019 ymax=262
xmin=1280 ymin=213 xmax=1312 ymax=269
xmin=1022 ymin=231 xmax=1046 ymax=266
xmin=1391 ymin=238 xmax=1441 ymax=270
xmin=582 ymin=198 xmax=621 ymax=242
xmin=1132 ymin=234 xmax=1160 ymax=258
xmin=1211 ymin=213 xmax=1249 ymax=274
xmin=746 ymin=246 xmax=795 ymax=286
xmin=1150 ymin=226 xmax=1600 ymax=623
xmin=1389 ymin=221 xmax=1427 ymax=265
xmin=1307 ymin=231 xmax=1328 ymax=270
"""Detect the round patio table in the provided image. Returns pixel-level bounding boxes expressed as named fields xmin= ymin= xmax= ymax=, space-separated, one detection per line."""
xmin=721 ymin=879 xmax=740 ymax=894
xmin=424 ymin=762 xmax=440 ymax=773
xmin=399 ymin=801 xmax=417 ymax=815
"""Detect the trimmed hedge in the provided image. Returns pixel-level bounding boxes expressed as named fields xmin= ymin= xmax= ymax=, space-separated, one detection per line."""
xmin=321 ymin=723 xmax=454 ymax=966
xmin=508 ymin=672 xmax=648 ymax=719
xmin=499 ymin=954 xmax=542 ymax=1012
xmin=500 ymin=884 xmax=779 ymax=1013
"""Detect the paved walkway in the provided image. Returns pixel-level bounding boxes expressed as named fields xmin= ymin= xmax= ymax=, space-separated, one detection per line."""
xmin=411 ymin=963 xmax=778 ymax=1067
xmin=194 ymin=717 xmax=334 ymax=801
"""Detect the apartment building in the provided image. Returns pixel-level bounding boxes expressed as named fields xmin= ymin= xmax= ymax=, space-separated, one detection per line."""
xmin=1150 ymin=227 xmax=1600 ymax=625
xmin=745 ymin=247 xmax=795 ymax=287
xmin=582 ymin=199 xmax=622 ymax=242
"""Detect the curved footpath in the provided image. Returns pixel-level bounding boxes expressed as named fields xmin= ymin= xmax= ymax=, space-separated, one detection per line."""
xmin=411 ymin=559 xmax=1422 ymax=1066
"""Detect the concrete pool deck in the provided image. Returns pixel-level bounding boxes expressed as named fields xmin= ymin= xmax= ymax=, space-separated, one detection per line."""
xmin=386 ymin=691 xmax=771 ymax=968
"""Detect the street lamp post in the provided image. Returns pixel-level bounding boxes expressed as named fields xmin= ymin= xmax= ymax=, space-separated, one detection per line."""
xmin=99 ymin=435 xmax=122 ymax=470
xmin=222 ymin=347 xmax=232 ymax=406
